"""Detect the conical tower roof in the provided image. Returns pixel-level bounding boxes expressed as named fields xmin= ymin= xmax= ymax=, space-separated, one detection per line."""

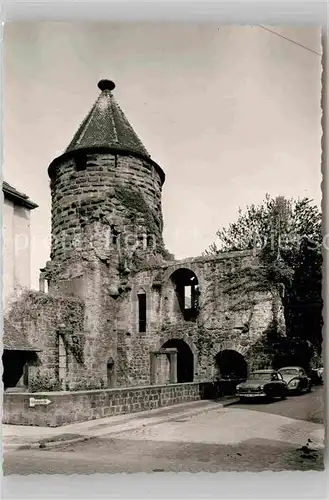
xmin=48 ymin=80 xmax=165 ymax=184
xmin=65 ymin=80 xmax=150 ymax=158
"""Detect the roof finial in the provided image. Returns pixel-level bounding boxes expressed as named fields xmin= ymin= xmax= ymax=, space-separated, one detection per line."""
xmin=98 ymin=79 xmax=116 ymax=92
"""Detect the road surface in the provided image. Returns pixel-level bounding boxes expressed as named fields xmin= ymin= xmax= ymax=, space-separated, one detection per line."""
xmin=234 ymin=383 xmax=324 ymax=423
xmin=4 ymin=386 xmax=324 ymax=474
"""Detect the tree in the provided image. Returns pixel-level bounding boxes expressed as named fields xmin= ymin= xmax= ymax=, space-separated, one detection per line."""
xmin=205 ymin=194 xmax=323 ymax=367
xmin=205 ymin=194 xmax=321 ymax=257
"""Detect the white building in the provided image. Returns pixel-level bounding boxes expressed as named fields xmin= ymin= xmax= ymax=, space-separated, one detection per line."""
xmin=2 ymin=181 xmax=38 ymax=310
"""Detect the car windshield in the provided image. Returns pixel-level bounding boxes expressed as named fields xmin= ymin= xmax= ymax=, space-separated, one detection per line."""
xmin=250 ymin=372 xmax=272 ymax=381
xmin=279 ymin=368 xmax=299 ymax=375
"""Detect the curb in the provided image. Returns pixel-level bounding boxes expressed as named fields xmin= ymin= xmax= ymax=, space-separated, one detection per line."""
xmin=4 ymin=398 xmax=238 ymax=452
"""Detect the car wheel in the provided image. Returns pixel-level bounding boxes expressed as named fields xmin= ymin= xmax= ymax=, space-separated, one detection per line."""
xmin=281 ymin=392 xmax=286 ymax=400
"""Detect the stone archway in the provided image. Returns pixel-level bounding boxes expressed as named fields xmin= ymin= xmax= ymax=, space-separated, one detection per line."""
xmin=214 ymin=349 xmax=248 ymax=380
xmin=161 ymin=339 xmax=194 ymax=383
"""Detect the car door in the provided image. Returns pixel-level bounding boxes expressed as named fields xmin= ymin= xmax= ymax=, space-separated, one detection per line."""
xmin=270 ymin=373 xmax=281 ymax=396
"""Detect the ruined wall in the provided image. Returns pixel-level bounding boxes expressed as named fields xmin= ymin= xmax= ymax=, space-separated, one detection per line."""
xmin=113 ymin=251 xmax=285 ymax=386
xmin=9 ymin=249 xmax=284 ymax=393
xmin=5 ymin=274 xmax=122 ymax=393
xmin=5 ymin=291 xmax=85 ymax=391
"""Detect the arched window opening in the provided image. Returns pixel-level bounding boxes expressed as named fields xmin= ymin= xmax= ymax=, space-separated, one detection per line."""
xmin=170 ymin=269 xmax=199 ymax=322
xmin=138 ymin=293 xmax=147 ymax=333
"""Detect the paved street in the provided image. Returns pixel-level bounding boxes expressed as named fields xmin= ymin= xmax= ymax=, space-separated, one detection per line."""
xmin=4 ymin=386 xmax=324 ymax=474
xmin=234 ymin=384 xmax=324 ymax=423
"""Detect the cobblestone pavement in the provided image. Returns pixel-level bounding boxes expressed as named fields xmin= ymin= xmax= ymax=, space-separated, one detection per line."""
xmin=4 ymin=388 xmax=324 ymax=474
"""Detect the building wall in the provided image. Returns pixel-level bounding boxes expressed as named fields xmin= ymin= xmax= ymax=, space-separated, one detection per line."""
xmin=2 ymin=197 xmax=32 ymax=309
xmin=113 ymin=252 xmax=284 ymax=387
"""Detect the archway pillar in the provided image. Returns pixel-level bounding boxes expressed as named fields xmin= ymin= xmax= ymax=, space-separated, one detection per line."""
xmin=150 ymin=348 xmax=178 ymax=385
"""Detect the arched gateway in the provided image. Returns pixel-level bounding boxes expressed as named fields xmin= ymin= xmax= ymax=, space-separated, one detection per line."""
xmin=162 ymin=339 xmax=194 ymax=383
xmin=150 ymin=338 xmax=194 ymax=385
xmin=214 ymin=349 xmax=248 ymax=380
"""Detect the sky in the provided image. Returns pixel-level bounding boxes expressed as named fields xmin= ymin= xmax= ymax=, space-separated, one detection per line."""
xmin=3 ymin=23 xmax=322 ymax=290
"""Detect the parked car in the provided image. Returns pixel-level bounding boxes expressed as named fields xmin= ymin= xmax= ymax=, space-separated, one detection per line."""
xmin=309 ymin=367 xmax=323 ymax=386
xmin=236 ymin=369 xmax=287 ymax=402
xmin=278 ymin=366 xmax=312 ymax=394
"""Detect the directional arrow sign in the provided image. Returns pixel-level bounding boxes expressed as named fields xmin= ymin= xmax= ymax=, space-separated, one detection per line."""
xmin=29 ymin=397 xmax=52 ymax=408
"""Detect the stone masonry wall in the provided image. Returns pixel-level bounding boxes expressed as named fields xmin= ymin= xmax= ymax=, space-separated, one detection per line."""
xmin=113 ymin=251 xmax=285 ymax=386
xmin=49 ymin=152 xmax=165 ymax=265
xmin=3 ymin=382 xmax=202 ymax=427
xmin=12 ymin=250 xmax=284 ymax=394
xmin=5 ymin=290 xmax=85 ymax=391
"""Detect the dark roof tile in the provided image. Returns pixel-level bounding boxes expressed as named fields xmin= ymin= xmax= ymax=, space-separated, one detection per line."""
xmin=2 ymin=181 xmax=38 ymax=209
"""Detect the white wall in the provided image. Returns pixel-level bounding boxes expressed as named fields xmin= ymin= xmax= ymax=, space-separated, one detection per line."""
xmin=3 ymin=196 xmax=32 ymax=310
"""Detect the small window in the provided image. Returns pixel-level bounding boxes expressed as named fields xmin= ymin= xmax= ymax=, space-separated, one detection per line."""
xmin=75 ymin=153 xmax=87 ymax=171
xmin=138 ymin=293 xmax=147 ymax=333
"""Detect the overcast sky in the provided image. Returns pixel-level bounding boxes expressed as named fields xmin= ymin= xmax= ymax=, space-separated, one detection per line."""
xmin=3 ymin=23 xmax=322 ymax=289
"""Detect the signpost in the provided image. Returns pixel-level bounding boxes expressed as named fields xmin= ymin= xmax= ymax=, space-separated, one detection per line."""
xmin=29 ymin=397 xmax=52 ymax=408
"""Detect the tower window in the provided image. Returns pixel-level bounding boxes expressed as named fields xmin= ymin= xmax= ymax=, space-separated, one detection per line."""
xmin=138 ymin=293 xmax=147 ymax=333
xmin=75 ymin=153 xmax=87 ymax=171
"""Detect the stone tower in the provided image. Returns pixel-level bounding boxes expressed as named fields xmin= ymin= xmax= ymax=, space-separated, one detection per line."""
xmin=41 ymin=80 xmax=169 ymax=389
xmin=47 ymin=79 xmax=167 ymax=282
